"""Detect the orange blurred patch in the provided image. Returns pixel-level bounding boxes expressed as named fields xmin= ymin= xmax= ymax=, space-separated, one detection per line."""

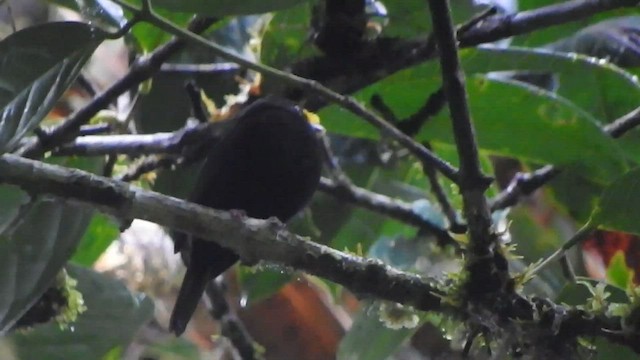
xmin=239 ymin=280 xmax=346 ymax=360
xmin=582 ymin=230 xmax=640 ymax=283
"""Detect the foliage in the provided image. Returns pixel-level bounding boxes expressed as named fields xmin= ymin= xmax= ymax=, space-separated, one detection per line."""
xmin=1 ymin=0 xmax=640 ymax=358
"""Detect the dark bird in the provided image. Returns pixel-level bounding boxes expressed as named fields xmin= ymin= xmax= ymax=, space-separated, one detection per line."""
xmin=169 ymin=98 xmax=323 ymax=335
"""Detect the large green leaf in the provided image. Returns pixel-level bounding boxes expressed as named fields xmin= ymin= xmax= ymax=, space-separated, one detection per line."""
xmin=461 ymin=47 xmax=640 ymax=122
xmin=0 ymin=22 xmax=104 ymax=152
xmin=5 ymin=265 xmax=154 ymax=360
xmin=320 ymin=45 xmax=640 ymax=182
xmin=547 ymin=170 xmax=604 ymax=222
xmin=320 ymin=70 xmax=626 ymax=183
xmin=593 ymin=167 xmax=640 ymax=235
xmin=261 ymin=2 xmax=317 ymax=68
xmin=0 ymin=157 xmax=103 ymax=332
xmin=423 ymin=76 xmax=627 ymax=183
xmin=0 ymin=199 xmax=95 ymax=333
xmin=592 ymin=338 xmax=640 ymax=360
xmin=71 ymin=214 xmax=120 ymax=267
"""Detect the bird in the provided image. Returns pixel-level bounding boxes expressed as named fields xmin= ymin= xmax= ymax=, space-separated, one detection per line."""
xmin=169 ymin=97 xmax=323 ymax=335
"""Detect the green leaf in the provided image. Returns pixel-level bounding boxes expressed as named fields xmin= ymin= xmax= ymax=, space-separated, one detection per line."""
xmin=237 ymin=267 xmax=291 ymax=305
xmin=134 ymin=0 xmax=310 ymax=16
xmin=591 ymin=337 xmax=640 ymax=360
xmin=606 ymin=252 xmax=634 ymax=290
xmin=0 ymin=199 xmax=95 ymax=332
xmin=0 ymin=157 xmax=103 ymax=332
xmin=71 ymin=214 xmax=120 ymax=267
xmin=0 ymin=185 xmax=30 ymax=232
xmin=337 ymin=302 xmax=420 ymax=360
xmin=320 ymin=46 xmax=637 ymax=183
xmin=433 ymin=76 xmax=626 ymax=184
xmin=101 ymin=347 xmax=124 ymax=360
xmin=547 ymin=170 xmax=604 ymax=222
xmin=507 ymin=206 xmax=568 ymax=295
xmin=261 ymin=3 xmax=317 ymax=68
xmin=593 ymin=167 xmax=640 ymax=235
xmin=320 ymin=71 xmax=627 ymax=184
xmin=461 ymin=46 xmax=640 ymax=122
xmin=556 ymin=278 xmax=628 ymax=305
xmin=132 ymin=11 xmax=193 ymax=52
xmin=0 ymin=22 xmax=104 ymax=152
xmin=6 ymin=265 xmax=154 ymax=360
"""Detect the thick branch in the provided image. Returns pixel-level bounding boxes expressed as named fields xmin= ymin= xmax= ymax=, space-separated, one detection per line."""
xmin=81 ymin=129 xmax=454 ymax=237
xmin=427 ymin=1 xmax=495 ymax=262
xmin=2 ymin=155 xmax=639 ymax=353
xmin=49 ymin=128 xmax=452 ymax=236
xmin=0 ymin=154 xmax=444 ymax=312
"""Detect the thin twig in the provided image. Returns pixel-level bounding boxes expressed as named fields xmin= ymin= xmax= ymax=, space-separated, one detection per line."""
xmin=604 ymin=105 xmax=640 ymax=139
xmin=528 ymin=221 xmax=596 ymax=277
xmin=369 ymin=93 xmax=464 ymax=233
xmin=53 ymin=123 xmax=217 ymax=157
xmin=399 ymin=88 xmax=446 ymax=136
xmin=184 ymin=82 xmax=209 ymax=123
xmin=317 ymin=131 xmax=455 ymax=242
xmin=318 ymin=177 xmax=456 ymax=246
xmin=116 ymin=156 xmax=179 ymax=182
xmin=77 ymin=124 xmax=112 ymax=136
xmin=458 ymin=0 xmax=640 ymax=47
xmin=205 ymin=279 xmax=262 ymax=360
xmin=160 ymin=62 xmax=240 ymax=74
xmin=422 ymin=161 xmax=466 ymax=234
xmin=489 ymin=166 xmax=560 ymax=212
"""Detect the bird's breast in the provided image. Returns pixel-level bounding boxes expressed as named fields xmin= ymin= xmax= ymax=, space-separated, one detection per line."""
xmin=196 ymin=125 xmax=322 ymax=222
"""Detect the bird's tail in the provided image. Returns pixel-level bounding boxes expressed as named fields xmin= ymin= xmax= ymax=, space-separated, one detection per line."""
xmin=169 ymin=241 xmax=238 ymax=335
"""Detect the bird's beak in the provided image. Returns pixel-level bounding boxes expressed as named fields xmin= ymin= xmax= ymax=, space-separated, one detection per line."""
xmin=303 ymin=109 xmax=326 ymax=134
